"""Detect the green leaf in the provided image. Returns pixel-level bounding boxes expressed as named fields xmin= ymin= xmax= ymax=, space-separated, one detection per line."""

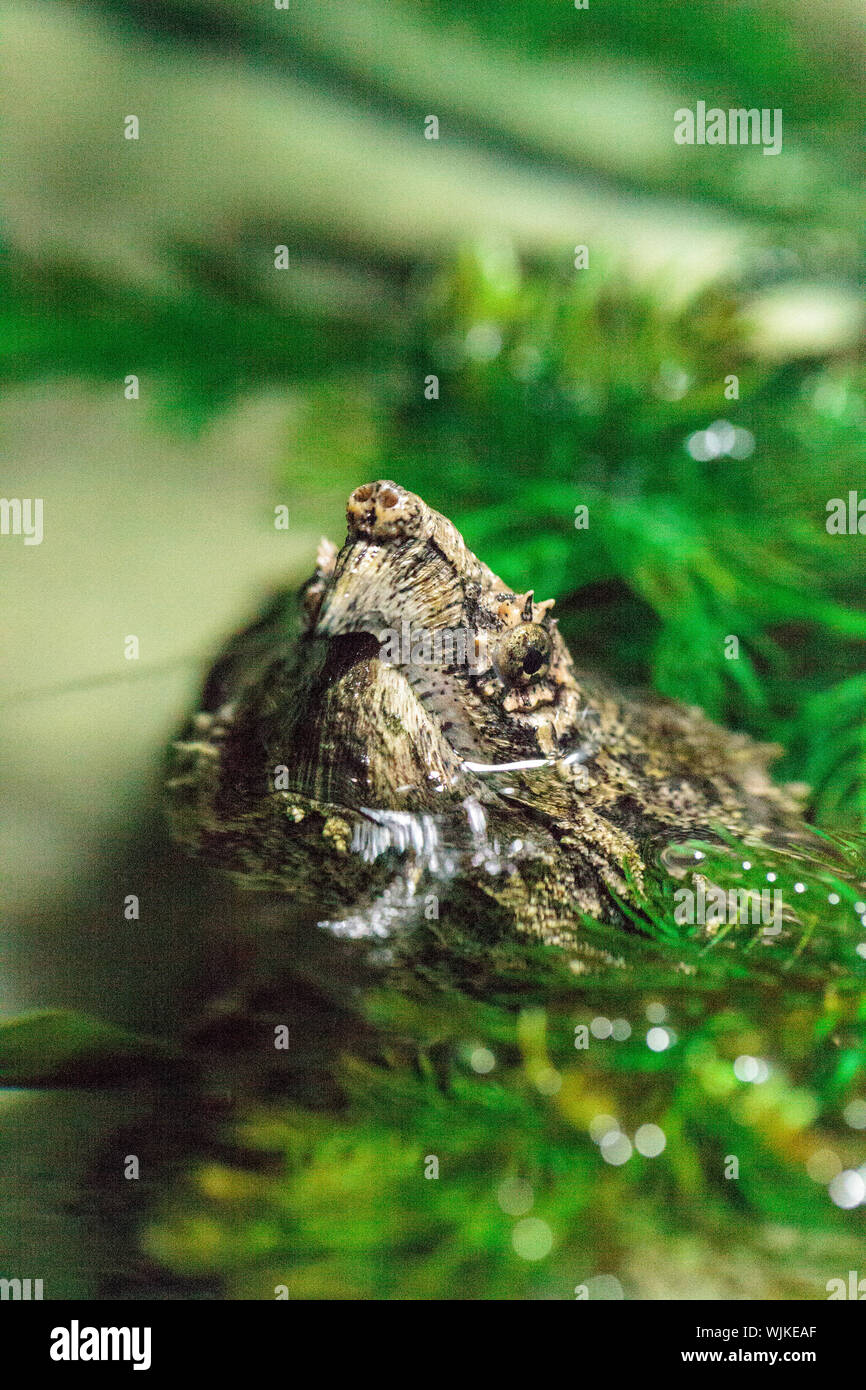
xmin=0 ymin=1011 xmax=188 ymax=1088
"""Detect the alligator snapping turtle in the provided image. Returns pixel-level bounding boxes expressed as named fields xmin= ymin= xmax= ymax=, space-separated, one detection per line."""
xmin=168 ymin=479 xmax=808 ymax=954
xmin=150 ymin=482 xmax=866 ymax=1301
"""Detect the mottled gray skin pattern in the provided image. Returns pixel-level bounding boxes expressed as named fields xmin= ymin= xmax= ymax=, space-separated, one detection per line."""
xmin=167 ymin=481 xmax=805 ymax=953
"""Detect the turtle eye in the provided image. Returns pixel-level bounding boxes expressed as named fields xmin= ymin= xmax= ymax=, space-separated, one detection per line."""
xmin=495 ymin=623 xmax=552 ymax=685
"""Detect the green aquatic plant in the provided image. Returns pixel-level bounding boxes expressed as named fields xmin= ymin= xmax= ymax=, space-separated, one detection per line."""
xmin=137 ymin=827 xmax=866 ymax=1301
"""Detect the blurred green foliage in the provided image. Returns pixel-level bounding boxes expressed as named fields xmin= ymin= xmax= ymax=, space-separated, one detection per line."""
xmin=144 ymin=828 xmax=866 ymax=1299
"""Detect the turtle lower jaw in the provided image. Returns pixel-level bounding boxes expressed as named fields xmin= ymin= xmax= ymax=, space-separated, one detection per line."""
xmin=274 ymin=637 xmax=470 ymax=811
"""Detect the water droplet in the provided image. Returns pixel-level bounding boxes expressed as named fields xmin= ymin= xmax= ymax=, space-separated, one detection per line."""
xmin=829 ymin=1170 xmax=865 ymax=1209
xmin=470 ymin=1047 xmax=495 ymax=1074
xmin=589 ymin=1114 xmax=619 ymax=1143
xmin=843 ymin=1099 xmax=866 ymax=1130
xmin=497 ymin=1178 xmax=534 ymax=1216
xmin=465 ymin=322 xmax=502 ymax=362
xmin=634 ymin=1124 xmax=666 ymax=1157
xmin=600 ymin=1131 xmax=633 ymax=1166
xmin=512 ymin=1217 xmax=553 ymax=1261
xmin=734 ymin=1055 xmax=760 ymax=1082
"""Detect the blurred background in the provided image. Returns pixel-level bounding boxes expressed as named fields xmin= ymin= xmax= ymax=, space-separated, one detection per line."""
xmin=1 ymin=0 xmax=865 ymax=1298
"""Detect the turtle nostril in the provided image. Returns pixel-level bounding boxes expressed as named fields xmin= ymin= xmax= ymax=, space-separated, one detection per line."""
xmin=346 ymin=480 xmax=419 ymax=540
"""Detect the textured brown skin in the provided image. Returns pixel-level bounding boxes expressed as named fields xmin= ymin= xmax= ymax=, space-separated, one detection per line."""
xmin=167 ymin=481 xmax=806 ymax=950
